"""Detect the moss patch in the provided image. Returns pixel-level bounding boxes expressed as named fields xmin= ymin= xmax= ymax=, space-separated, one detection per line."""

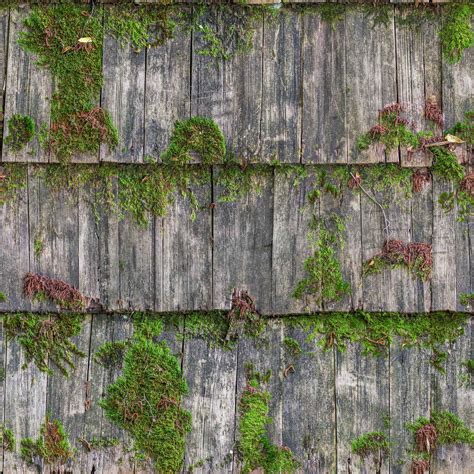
xmin=238 ymin=364 xmax=299 ymax=473
xmin=0 ymin=163 xmax=27 ymax=205
xmin=3 ymin=312 xmax=85 ymax=376
xmin=1 ymin=424 xmax=15 ymax=452
xmin=21 ymin=416 xmax=75 ymax=468
xmin=5 ymin=114 xmax=36 ymax=152
xmin=93 ymin=340 xmax=128 ymax=369
xmin=100 ymin=313 xmax=191 ymax=472
xmin=439 ymin=2 xmax=474 ymax=63
xmin=161 ymin=117 xmax=226 ymax=165
xmin=407 ymin=410 xmax=474 ymax=471
xmin=351 ymin=431 xmax=390 ymax=474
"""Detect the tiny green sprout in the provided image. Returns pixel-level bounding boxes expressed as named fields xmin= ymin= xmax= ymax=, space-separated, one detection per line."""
xmin=0 ymin=291 xmax=7 ymax=303
xmin=5 ymin=114 xmax=36 ymax=152
xmin=283 ymin=337 xmax=302 ymax=358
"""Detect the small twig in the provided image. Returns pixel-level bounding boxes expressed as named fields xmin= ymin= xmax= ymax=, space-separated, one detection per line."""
xmin=350 ymin=172 xmax=391 ymax=240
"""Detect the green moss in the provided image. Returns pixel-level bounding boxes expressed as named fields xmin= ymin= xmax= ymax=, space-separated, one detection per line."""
xmin=106 ymin=3 xmax=175 ymax=52
xmin=360 ymin=164 xmax=413 ymax=199
xmin=238 ymin=365 xmax=299 ymax=473
xmin=79 ymin=436 xmax=120 ymax=452
xmin=283 ymin=337 xmax=302 ymax=358
xmin=351 ymin=431 xmax=390 ymax=473
xmin=94 ymin=340 xmax=128 ymax=368
xmin=1 ymin=424 xmax=15 ymax=452
xmin=446 ymin=110 xmax=473 ymax=145
xmin=0 ymin=163 xmax=27 ymax=205
xmin=100 ymin=315 xmax=191 ymax=472
xmin=283 ymin=310 xmax=468 ymax=371
xmin=439 ymin=3 xmax=473 ymax=64
xmin=293 ymin=212 xmax=351 ymax=306
xmin=34 ymin=236 xmax=44 ymax=257
xmin=318 ymin=4 xmax=345 ymax=29
xmin=0 ymin=291 xmax=6 ymax=302
xmin=459 ymin=292 xmax=474 ymax=307
xmin=21 ymin=416 xmax=75 ymax=468
xmin=162 ymin=117 xmax=226 ymax=165
xmin=4 ymin=312 xmax=85 ymax=376
xmin=19 ymin=2 xmax=118 ymax=161
xmin=5 ymin=114 xmax=35 ymax=152
xmin=431 ymin=147 xmax=465 ymax=183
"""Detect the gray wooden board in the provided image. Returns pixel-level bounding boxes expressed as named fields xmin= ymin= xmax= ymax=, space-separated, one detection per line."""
xmin=431 ymin=318 xmax=473 ymax=474
xmin=261 ymin=12 xmax=302 ymax=163
xmin=2 ymin=7 xmax=51 ymax=163
xmin=320 ymin=182 xmax=362 ymax=311
xmin=396 ymin=12 xmax=442 ymax=167
xmin=282 ymin=323 xmax=336 ymax=472
xmin=360 ymin=189 xmax=392 ymax=311
xmin=79 ymin=313 xmax=134 ymax=474
xmin=160 ymin=184 xmax=212 ymax=312
xmin=3 ymin=332 xmax=48 ymax=473
xmin=431 ymin=176 xmax=457 ymax=311
xmin=0 ymin=177 xmax=30 ymax=312
xmin=27 ymin=171 xmax=80 ymax=313
xmin=0 ymin=9 xmax=9 ymax=157
xmin=410 ymin=178 xmax=433 ymax=312
xmin=45 ymin=314 xmax=92 ymax=473
xmin=389 ymin=341 xmax=431 ymax=473
xmin=212 ymin=170 xmax=274 ymax=314
xmin=336 ymin=346 xmax=390 ymax=474
xmin=117 ymin=215 xmax=155 ymax=312
xmin=301 ymin=11 xmax=346 ymax=164
xmin=384 ymin=190 xmax=417 ymax=312
xmin=182 ymin=339 xmax=238 ymax=473
xmin=346 ymin=7 xmax=397 ymax=164
xmin=144 ymin=27 xmax=191 ymax=161
xmin=100 ymin=34 xmax=146 ymax=163
xmin=272 ymin=170 xmax=315 ymax=314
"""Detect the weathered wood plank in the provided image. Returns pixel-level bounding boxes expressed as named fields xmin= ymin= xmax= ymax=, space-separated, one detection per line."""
xmin=0 ymin=317 xmax=4 ymax=470
xmin=431 ymin=318 xmax=473 ymax=474
xmin=0 ymin=173 xmax=29 ymax=312
xmin=320 ymin=180 xmax=363 ymax=311
xmin=301 ymin=11 xmax=346 ymax=163
xmin=272 ymin=170 xmax=314 ymax=314
xmin=283 ymin=324 xmax=336 ymax=472
xmin=336 ymin=347 xmax=390 ymax=473
xmin=0 ymin=9 xmax=9 ymax=157
xmin=213 ymin=170 xmax=273 ymax=313
xmin=45 ymin=315 xmax=92 ymax=473
xmin=27 ymin=171 xmax=79 ymax=312
xmin=431 ymin=176 xmax=457 ymax=311
xmin=2 ymin=7 xmax=51 ymax=163
xmin=144 ymin=28 xmax=191 ymax=160
xmin=346 ymin=7 xmax=397 ymax=164
xmin=389 ymin=342 xmax=431 ymax=473
xmin=79 ymin=313 xmax=134 ymax=474
xmin=182 ymin=340 xmax=237 ymax=473
xmin=117 ymin=215 xmax=155 ymax=311
xmin=160 ymin=184 xmax=212 ymax=312
xmin=410 ymin=177 xmax=432 ymax=312
xmin=100 ymin=34 xmax=146 ymax=163
xmin=261 ymin=11 xmax=301 ymax=163
xmin=3 ymin=334 xmax=48 ymax=472
xmin=396 ymin=13 xmax=442 ymax=167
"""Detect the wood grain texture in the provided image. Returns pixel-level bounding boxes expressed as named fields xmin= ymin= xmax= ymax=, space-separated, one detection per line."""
xmin=301 ymin=12 xmax=346 ymax=164
xmin=100 ymin=34 xmax=146 ymax=163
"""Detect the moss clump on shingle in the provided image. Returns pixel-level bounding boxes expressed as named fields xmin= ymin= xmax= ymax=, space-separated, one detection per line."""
xmin=100 ymin=312 xmax=191 ymax=472
xmin=1 ymin=424 xmax=15 ymax=452
xmin=21 ymin=416 xmax=75 ymax=468
xmin=5 ymin=114 xmax=35 ymax=152
xmin=238 ymin=365 xmax=299 ymax=473
xmin=351 ymin=431 xmax=390 ymax=474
